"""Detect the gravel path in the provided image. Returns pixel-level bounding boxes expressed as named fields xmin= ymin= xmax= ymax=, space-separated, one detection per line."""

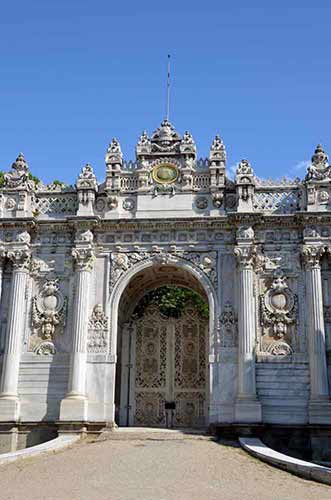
xmin=0 ymin=438 xmax=329 ymax=500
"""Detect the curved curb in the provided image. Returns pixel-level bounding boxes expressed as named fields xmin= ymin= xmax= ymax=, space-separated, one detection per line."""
xmin=239 ymin=437 xmax=331 ymax=486
xmin=0 ymin=434 xmax=81 ymax=466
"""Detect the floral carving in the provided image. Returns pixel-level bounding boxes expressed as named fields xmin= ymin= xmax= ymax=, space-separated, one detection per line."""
xmin=34 ymin=341 xmax=57 ymax=356
xmin=72 ymin=247 xmax=95 ymax=271
xmin=109 ymin=250 xmax=218 ymax=292
xmin=123 ymin=198 xmax=135 ymax=211
xmin=266 ymin=341 xmax=293 ymax=356
xmin=7 ymin=249 xmax=31 ymax=271
xmin=32 ymin=279 xmax=67 ymax=346
xmin=219 ymin=303 xmax=237 ymax=347
xmin=195 ymin=197 xmax=208 ymax=210
xmin=301 ymin=245 xmax=325 ymax=268
xmin=87 ymin=304 xmax=109 ymax=353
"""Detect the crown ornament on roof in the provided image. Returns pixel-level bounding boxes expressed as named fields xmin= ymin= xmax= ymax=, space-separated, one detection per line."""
xmin=180 ymin=130 xmax=196 ymax=156
xmin=150 ymin=119 xmax=182 ymax=153
xmin=105 ymin=138 xmax=123 ymax=167
xmin=236 ymin=159 xmax=253 ymax=176
xmin=209 ymin=135 xmax=226 ymax=164
xmin=136 ymin=130 xmax=152 ymax=155
xmin=306 ymin=144 xmax=331 ymax=181
xmin=4 ymin=152 xmax=34 ymax=190
xmin=77 ymin=163 xmax=97 ymax=190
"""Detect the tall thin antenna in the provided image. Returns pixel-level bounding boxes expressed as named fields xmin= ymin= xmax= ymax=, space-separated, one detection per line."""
xmin=166 ymin=54 xmax=171 ymax=121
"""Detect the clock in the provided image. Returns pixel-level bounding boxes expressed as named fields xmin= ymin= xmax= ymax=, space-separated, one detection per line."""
xmin=152 ymin=163 xmax=178 ymax=184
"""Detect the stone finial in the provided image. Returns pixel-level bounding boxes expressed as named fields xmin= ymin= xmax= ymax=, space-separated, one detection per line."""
xmin=209 ymin=135 xmax=226 ymax=163
xmin=105 ymin=138 xmax=123 ymax=167
xmin=236 ymin=159 xmax=253 ymax=176
xmin=180 ymin=130 xmax=196 ymax=156
xmin=306 ymin=144 xmax=331 ymax=181
xmin=182 ymin=131 xmax=194 ymax=145
xmin=78 ymin=163 xmax=96 ymax=180
xmin=4 ymin=152 xmax=34 ymax=190
xmin=77 ymin=163 xmax=97 ymax=191
xmin=136 ymin=130 xmax=152 ymax=155
xmin=137 ymin=131 xmax=150 ymax=147
xmin=312 ymin=144 xmax=328 ymax=168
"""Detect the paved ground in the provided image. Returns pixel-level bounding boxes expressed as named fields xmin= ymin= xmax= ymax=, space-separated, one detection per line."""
xmin=0 ymin=437 xmax=330 ymax=500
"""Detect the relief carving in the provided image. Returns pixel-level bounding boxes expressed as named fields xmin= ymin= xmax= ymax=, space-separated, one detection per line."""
xmin=87 ymin=304 xmax=109 ymax=353
xmin=219 ymin=303 xmax=237 ymax=347
xmin=260 ymin=270 xmax=297 ymax=354
xmin=32 ymin=279 xmax=67 ymax=353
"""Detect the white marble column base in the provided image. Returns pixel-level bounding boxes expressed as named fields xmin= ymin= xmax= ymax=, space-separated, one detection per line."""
xmin=59 ymin=397 xmax=88 ymax=422
xmin=309 ymin=400 xmax=331 ymax=424
xmin=235 ymin=397 xmax=262 ymax=423
xmin=0 ymin=398 xmax=20 ymax=422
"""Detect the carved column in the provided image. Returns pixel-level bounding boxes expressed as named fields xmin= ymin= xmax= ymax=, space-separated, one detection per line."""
xmin=302 ymin=245 xmax=331 ymax=422
xmin=0 ymin=247 xmax=5 ymax=307
xmin=234 ymin=228 xmax=261 ymax=423
xmin=0 ymin=249 xmax=30 ymax=421
xmin=60 ymin=235 xmax=94 ymax=421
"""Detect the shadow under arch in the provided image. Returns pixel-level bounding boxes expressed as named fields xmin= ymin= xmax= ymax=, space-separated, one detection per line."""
xmin=107 ymin=254 xmax=219 ymax=426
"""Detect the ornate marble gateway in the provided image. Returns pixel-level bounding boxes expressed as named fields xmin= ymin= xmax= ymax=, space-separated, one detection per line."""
xmin=0 ymin=119 xmax=330 ymax=430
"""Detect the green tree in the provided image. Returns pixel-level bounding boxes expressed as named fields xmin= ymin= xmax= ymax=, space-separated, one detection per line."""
xmin=134 ymin=285 xmax=209 ymax=319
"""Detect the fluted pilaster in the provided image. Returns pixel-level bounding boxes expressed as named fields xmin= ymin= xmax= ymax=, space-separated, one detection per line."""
xmin=0 ymin=249 xmax=30 ymax=421
xmin=60 ymin=241 xmax=94 ymax=421
xmin=302 ymin=244 xmax=331 ymax=423
xmin=302 ymin=246 xmax=329 ymax=399
xmin=234 ymin=233 xmax=261 ymax=423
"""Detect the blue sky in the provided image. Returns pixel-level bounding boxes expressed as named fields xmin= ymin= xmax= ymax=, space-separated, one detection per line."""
xmin=0 ymin=1 xmax=330 ymax=184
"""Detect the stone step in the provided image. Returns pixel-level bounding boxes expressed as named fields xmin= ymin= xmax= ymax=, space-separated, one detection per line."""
xmin=97 ymin=427 xmax=212 ymax=442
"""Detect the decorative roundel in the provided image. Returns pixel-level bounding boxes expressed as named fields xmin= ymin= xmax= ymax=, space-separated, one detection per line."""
xmin=152 ymin=163 xmax=178 ymax=184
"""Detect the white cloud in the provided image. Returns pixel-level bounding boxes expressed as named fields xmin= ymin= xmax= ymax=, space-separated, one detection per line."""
xmin=292 ymin=160 xmax=310 ymax=172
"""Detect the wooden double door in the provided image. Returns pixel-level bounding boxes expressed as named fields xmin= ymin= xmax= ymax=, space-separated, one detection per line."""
xmin=120 ymin=305 xmax=208 ymax=428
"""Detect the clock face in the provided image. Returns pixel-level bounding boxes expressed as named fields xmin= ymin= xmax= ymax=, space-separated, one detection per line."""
xmin=152 ymin=163 xmax=178 ymax=184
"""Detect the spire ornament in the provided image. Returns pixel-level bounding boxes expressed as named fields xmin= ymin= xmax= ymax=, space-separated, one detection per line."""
xmin=209 ymin=135 xmax=226 ymax=164
xmin=4 ymin=153 xmax=35 ymax=190
xmin=306 ymin=144 xmax=331 ymax=181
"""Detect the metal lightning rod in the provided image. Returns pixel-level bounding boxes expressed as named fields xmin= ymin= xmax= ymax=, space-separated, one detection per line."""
xmin=166 ymin=54 xmax=171 ymax=121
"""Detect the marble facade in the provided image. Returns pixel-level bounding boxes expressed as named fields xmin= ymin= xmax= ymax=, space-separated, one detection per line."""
xmin=0 ymin=120 xmax=330 ymax=430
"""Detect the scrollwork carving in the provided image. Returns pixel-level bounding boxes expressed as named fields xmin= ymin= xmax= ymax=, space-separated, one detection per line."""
xmin=260 ymin=270 xmax=297 ymax=340
xmin=109 ymin=250 xmax=218 ymax=292
xmin=32 ymin=279 xmax=67 ymax=344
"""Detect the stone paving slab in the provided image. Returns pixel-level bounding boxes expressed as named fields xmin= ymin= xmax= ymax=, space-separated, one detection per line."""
xmin=0 ymin=437 xmax=330 ymax=499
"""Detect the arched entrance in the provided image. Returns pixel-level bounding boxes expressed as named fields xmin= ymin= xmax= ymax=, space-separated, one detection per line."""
xmin=110 ymin=257 xmax=217 ymax=428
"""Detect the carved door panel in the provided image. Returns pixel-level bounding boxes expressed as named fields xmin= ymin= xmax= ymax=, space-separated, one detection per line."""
xmin=173 ymin=307 xmax=207 ymax=427
xmin=132 ymin=305 xmax=208 ymax=428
